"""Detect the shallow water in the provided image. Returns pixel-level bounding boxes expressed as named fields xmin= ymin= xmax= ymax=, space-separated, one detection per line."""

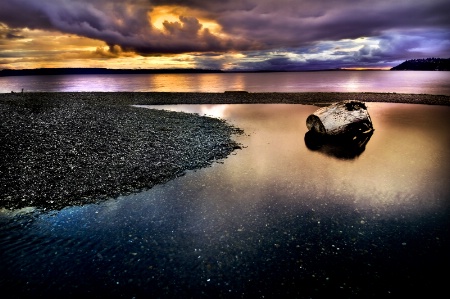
xmin=1 ymin=103 xmax=449 ymax=298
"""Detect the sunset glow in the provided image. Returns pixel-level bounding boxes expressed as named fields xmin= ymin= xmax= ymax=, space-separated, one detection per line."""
xmin=150 ymin=5 xmax=222 ymax=34
xmin=1 ymin=0 xmax=449 ymax=71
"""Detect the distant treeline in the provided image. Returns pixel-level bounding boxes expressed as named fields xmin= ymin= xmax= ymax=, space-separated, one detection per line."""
xmin=391 ymin=58 xmax=450 ymax=71
xmin=0 ymin=68 xmax=224 ymax=77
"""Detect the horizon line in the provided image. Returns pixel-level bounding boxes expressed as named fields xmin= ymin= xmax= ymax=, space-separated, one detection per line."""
xmin=0 ymin=67 xmax=394 ymax=77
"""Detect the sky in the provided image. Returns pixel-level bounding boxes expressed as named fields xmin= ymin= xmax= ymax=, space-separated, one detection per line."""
xmin=0 ymin=0 xmax=449 ymax=71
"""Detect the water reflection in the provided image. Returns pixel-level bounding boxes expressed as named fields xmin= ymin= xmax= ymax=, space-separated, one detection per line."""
xmin=140 ymin=103 xmax=450 ymax=210
xmin=1 ymin=103 xmax=449 ymax=298
xmin=304 ymin=130 xmax=373 ymax=159
xmin=2 ymin=71 xmax=450 ymax=94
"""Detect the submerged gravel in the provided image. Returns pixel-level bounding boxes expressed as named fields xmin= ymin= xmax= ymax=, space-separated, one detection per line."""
xmin=0 ymin=93 xmax=243 ymax=210
xmin=1 ymin=91 xmax=449 ymax=211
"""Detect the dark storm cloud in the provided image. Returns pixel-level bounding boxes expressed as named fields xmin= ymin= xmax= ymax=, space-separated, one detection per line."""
xmin=0 ymin=0 xmax=256 ymax=54
xmin=2 ymin=0 xmax=449 ymax=53
xmin=150 ymin=0 xmax=257 ymax=13
xmin=234 ymin=55 xmax=345 ymax=71
xmin=0 ymin=23 xmax=24 ymax=41
xmin=0 ymin=0 xmax=449 ymax=69
xmin=214 ymin=0 xmax=450 ymax=48
xmin=232 ymin=28 xmax=450 ymax=71
xmin=5 ymin=33 xmax=23 ymax=39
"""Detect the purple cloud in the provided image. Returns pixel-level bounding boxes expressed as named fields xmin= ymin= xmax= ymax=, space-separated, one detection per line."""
xmin=0 ymin=0 xmax=449 ymax=69
xmin=0 ymin=0 xmax=256 ymax=53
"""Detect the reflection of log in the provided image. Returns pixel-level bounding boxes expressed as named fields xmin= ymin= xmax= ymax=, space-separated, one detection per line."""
xmin=304 ymin=130 xmax=373 ymax=160
xmin=306 ymin=100 xmax=374 ymax=136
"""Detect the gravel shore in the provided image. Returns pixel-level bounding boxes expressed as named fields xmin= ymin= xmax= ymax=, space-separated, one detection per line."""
xmin=0 ymin=92 xmax=245 ymax=210
xmin=1 ymin=92 xmax=449 ymax=210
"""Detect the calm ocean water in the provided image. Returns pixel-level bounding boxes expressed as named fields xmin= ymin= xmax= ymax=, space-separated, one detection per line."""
xmin=1 ymin=71 xmax=450 ymax=95
xmin=2 ymin=103 xmax=449 ymax=297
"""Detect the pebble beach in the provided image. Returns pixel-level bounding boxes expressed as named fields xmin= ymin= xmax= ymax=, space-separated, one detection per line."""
xmin=1 ymin=92 xmax=449 ymax=211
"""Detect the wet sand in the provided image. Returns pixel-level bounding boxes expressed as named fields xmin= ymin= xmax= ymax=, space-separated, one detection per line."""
xmin=1 ymin=92 xmax=449 ymax=210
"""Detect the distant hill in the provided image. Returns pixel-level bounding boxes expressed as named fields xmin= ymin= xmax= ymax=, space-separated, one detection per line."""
xmin=391 ymin=58 xmax=450 ymax=71
xmin=0 ymin=68 xmax=224 ymax=77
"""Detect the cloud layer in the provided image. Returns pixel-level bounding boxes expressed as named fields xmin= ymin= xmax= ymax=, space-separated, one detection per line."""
xmin=1 ymin=0 xmax=449 ymax=69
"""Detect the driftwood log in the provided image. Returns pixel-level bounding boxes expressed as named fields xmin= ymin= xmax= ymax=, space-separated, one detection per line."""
xmin=306 ymin=100 xmax=374 ymax=136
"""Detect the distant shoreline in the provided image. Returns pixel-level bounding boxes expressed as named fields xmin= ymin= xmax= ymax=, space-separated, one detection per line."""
xmin=0 ymin=68 xmax=225 ymax=77
xmin=2 ymin=91 xmax=449 ymax=106
xmin=2 ymin=58 xmax=450 ymax=77
xmin=0 ymin=68 xmax=408 ymax=77
xmin=2 ymin=67 xmax=450 ymax=77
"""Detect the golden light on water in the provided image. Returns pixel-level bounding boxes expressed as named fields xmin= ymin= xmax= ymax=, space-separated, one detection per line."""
xmin=136 ymin=103 xmax=450 ymax=213
xmin=200 ymin=105 xmax=230 ymax=118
